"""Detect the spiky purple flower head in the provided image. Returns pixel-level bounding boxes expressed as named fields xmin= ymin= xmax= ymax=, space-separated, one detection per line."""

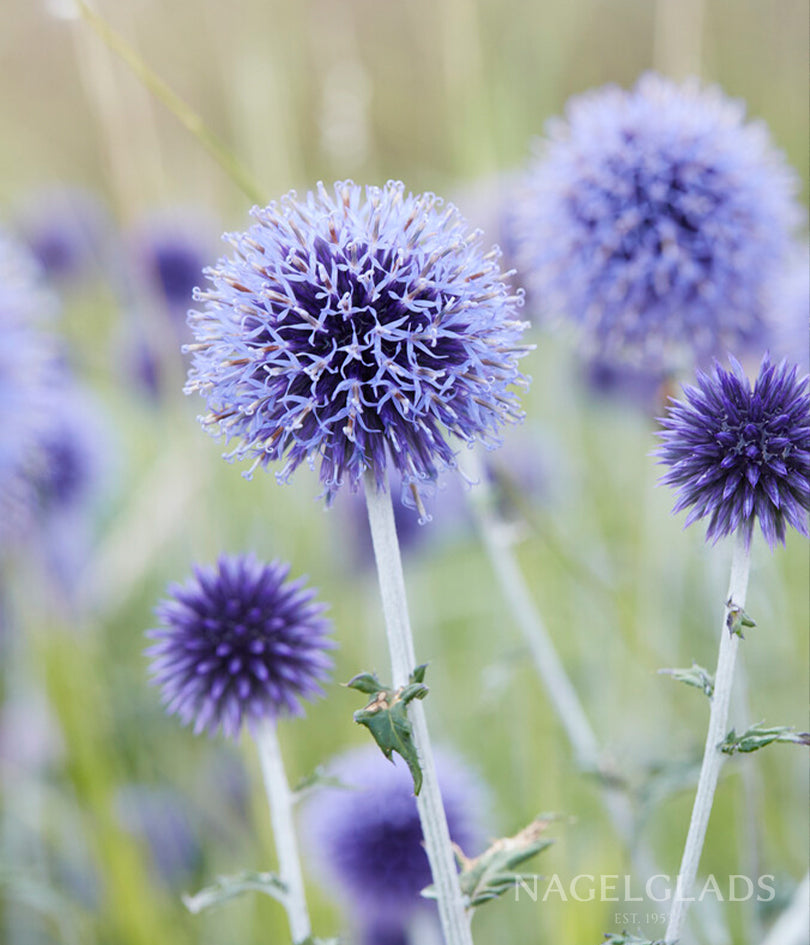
xmin=303 ymin=744 xmax=486 ymax=927
xmin=512 ymin=73 xmax=800 ymax=371
xmin=146 ymin=554 xmax=334 ymax=739
xmin=185 ymin=180 xmax=529 ymax=515
xmin=656 ymin=356 xmax=810 ymax=548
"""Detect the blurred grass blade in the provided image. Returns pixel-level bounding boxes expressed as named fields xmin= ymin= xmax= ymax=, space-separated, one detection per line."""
xmin=74 ymin=0 xmax=264 ymax=204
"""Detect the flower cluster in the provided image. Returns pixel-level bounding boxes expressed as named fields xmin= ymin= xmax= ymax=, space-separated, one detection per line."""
xmin=512 ymin=73 xmax=800 ymax=370
xmin=146 ymin=555 xmax=334 ymax=738
xmin=656 ymin=356 xmax=810 ymax=547
xmin=185 ymin=180 xmax=529 ymax=514
xmin=303 ymin=744 xmax=486 ymax=927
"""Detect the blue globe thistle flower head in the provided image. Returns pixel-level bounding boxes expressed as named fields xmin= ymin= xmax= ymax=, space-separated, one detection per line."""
xmin=0 ymin=232 xmax=58 ymax=551
xmin=303 ymin=744 xmax=487 ymax=927
xmin=146 ymin=554 xmax=335 ymax=739
xmin=512 ymin=73 xmax=801 ymax=371
xmin=656 ymin=356 xmax=810 ymax=548
xmin=185 ymin=180 xmax=529 ymax=517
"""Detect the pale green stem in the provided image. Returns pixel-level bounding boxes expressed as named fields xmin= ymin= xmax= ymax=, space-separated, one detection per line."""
xmin=363 ymin=470 xmax=474 ymax=945
xmin=665 ymin=531 xmax=752 ymax=944
xmin=74 ymin=0 xmax=264 ymax=204
xmin=253 ymin=719 xmax=312 ymax=945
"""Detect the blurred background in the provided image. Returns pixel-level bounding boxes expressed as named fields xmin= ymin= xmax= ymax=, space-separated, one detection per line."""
xmin=0 ymin=1 xmax=807 ymax=943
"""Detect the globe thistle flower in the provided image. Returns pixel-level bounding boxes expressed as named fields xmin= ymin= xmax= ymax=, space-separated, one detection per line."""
xmin=303 ymin=744 xmax=487 ymax=928
xmin=656 ymin=356 xmax=810 ymax=547
xmin=512 ymin=73 xmax=800 ymax=370
xmin=146 ymin=555 xmax=334 ymax=738
xmin=0 ymin=231 xmax=57 ymax=551
xmin=185 ymin=180 xmax=529 ymax=515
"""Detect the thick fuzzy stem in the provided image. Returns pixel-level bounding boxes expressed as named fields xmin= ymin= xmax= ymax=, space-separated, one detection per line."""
xmin=363 ymin=471 xmax=474 ymax=945
xmin=665 ymin=532 xmax=752 ymax=943
xmin=253 ymin=719 xmax=312 ymax=944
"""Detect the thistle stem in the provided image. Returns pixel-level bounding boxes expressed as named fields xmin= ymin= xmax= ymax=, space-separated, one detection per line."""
xmin=253 ymin=719 xmax=312 ymax=945
xmin=665 ymin=531 xmax=752 ymax=943
xmin=363 ymin=470 xmax=474 ymax=945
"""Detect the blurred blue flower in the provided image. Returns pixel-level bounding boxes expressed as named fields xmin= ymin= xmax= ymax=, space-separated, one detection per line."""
xmin=513 ymin=74 xmax=800 ymax=370
xmin=146 ymin=554 xmax=334 ymax=739
xmin=185 ymin=181 xmax=529 ymax=515
xmin=128 ymin=209 xmax=217 ymax=321
xmin=0 ymin=231 xmax=57 ymax=551
xmin=656 ymin=356 xmax=810 ymax=547
xmin=14 ymin=186 xmax=113 ymax=286
xmin=303 ymin=744 xmax=486 ymax=928
xmin=115 ymin=784 xmax=202 ymax=887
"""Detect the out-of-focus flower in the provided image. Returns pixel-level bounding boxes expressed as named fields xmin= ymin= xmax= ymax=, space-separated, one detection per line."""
xmin=512 ymin=74 xmax=800 ymax=371
xmin=0 ymin=231 xmax=57 ymax=552
xmin=128 ymin=209 xmax=217 ymax=322
xmin=115 ymin=785 xmax=202 ymax=887
xmin=146 ymin=555 xmax=334 ymax=739
xmin=656 ymin=356 xmax=810 ymax=547
xmin=14 ymin=186 xmax=113 ymax=287
xmin=303 ymin=744 xmax=487 ymax=929
xmin=185 ymin=180 xmax=529 ymax=516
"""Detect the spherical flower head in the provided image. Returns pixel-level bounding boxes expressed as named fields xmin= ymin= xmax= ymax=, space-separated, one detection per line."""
xmin=656 ymin=356 xmax=810 ymax=548
xmin=513 ymin=73 xmax=801 ymax=370
xmin=185 ymin=181 xmax=529 ymax=515
xmin=303 ymin=744 xmax=487 ymax=925
xmin=0 ymin=231 xmax=58 ymax=551
xmin=146 ymin=554 xmax=335 ymax=738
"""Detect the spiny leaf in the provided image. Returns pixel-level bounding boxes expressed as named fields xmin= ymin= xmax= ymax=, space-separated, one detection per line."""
xmin=659 ymin=663 xmax=714 ymax=697
xmin=720 ymin=723 xmax=810 ymax=755
xmin=347 ymin=665 xmax=429 ymax=794
xmin=182 ymin=871 xmax=287 ymax=914
xmin=424 ymin=816 xmax=555 ymax=909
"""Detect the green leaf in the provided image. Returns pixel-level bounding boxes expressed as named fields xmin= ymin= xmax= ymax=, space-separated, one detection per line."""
xmin=720 ymin=723 xmax=810 ymax=755
xmin=659 ymin=663 xmax=715 ymax=697
xmin=424 ymin=816 xmax=555 ymax=910
xmin=182 ymin=871 xmax=287 ymax=914
xmin=348 ymin=666 xmax=429 ymax=794
xmin=726 ymin=600 xmax=756 ymax=638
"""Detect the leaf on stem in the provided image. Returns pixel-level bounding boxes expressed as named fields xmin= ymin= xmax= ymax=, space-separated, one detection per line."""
xmin=345 ymin=665 xmax=429 ymax=795
xmin=726 ymin=600 xmax=756 ymax=638
xmin=602 ymin=934 xmax=665 ymax=945
xmin=658 ymin=663 xmax=715 ymax=698
xmin=719 ymin=723 xmax=810 ymax=755
xmin=423 ymin=816 xmax=555 ymax=909
xmin=182 ymin=871 xmax=287 ymax=914
xmin=292 ymin=766 xmax=357 ymax=803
